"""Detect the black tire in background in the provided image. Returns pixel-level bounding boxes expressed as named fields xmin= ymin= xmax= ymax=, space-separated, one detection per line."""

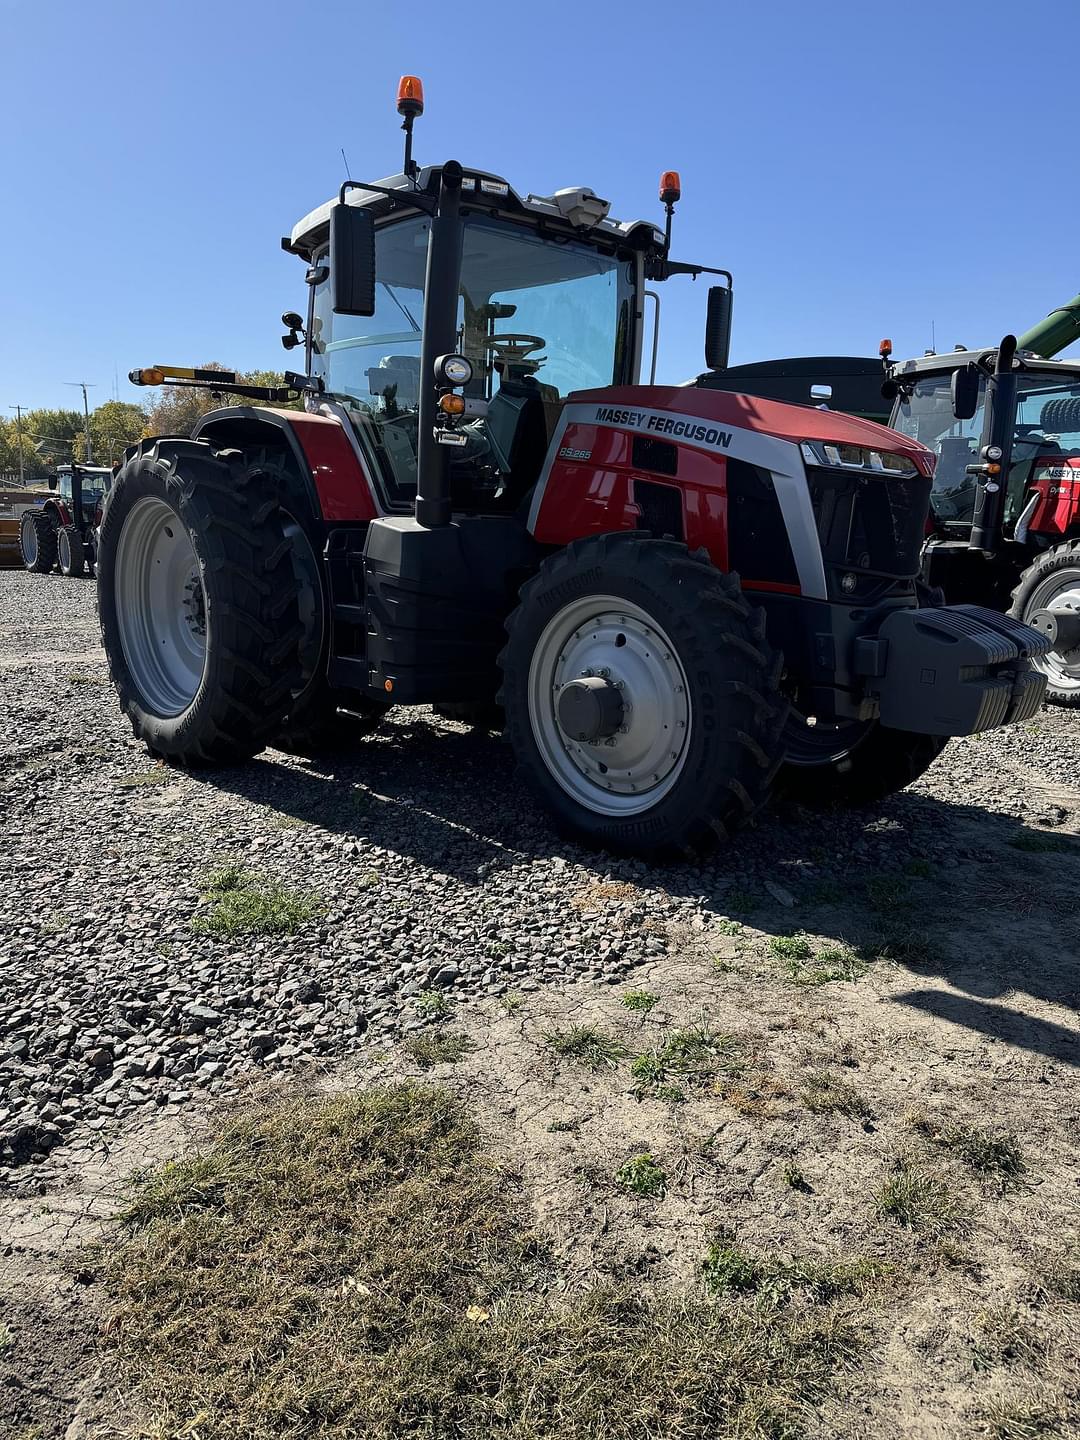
xmin=58 ymin=526 xmax=86 ymax=577
xmin=777 ymin=720 xmax=946 ymax=808
xmin=97 ymin=439 xmax=306 ymax=764
xmin=500 ymin=533 xmax=788 ymax=855
xmin=20 ymin=510 xmax=58 ymax=573
xmin=1009 ymin=538 xmax=1080 ymax=707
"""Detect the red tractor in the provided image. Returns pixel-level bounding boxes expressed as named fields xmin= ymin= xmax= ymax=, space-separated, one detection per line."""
xmin=97 ymin=79 xmax=1054 ymax=855
xmin=19 ymin=463 xmax=113 ymax=576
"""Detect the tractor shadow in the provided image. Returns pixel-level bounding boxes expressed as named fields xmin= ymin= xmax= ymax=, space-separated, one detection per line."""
xmin=197 ymin=712 xmax=1080 ymax=1066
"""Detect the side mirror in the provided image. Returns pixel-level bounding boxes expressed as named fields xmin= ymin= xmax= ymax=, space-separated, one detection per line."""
xmin=48 ymin=475 xmax=58 ymax=490
xmin=330 ymin=203 xmax=377 ymax=317
xmin=704 ymin=285 xmax=733 ymax=371
xmin=951 ymin=362 xmax=980 ymax=421
xmin=281 ymin=311 xmax=303 ymax=329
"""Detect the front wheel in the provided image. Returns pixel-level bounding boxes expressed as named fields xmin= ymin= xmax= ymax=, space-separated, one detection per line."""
xmin=500 ymin=534 xmax=787 ymax=855
xmin=58 ymin=526 xmax=86 ymax=577
xmin=97 ymin=440 xmax=307 ymax=764
xmin=1009 ymin=539 xmax=1080 ymax=706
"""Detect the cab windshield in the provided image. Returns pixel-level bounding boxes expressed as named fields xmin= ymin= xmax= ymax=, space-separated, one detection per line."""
xmin=59 ymin=469 xmax=109 ymax=503
xmin=311 ymin=213 xmax=633 ymax=501
xmin=891 ymin=369 xmax=1080 ymax=526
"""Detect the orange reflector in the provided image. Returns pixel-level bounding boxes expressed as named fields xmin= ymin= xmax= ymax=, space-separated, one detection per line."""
xmin=137 ymin=367 xmax=164 ymax=385
xmin=985 ymin=463 xmax=1001 ymax=475
xmin=397 ymin=75 xmax=424 ymax=114
xmin=384 ymin=678 xmax=394 ymax=693
xmin=439 ymin=393 xmax=465 ymax=415
xmin=659 ymin=170 xmax=681 ymax=203
xmin=879 ymin=338 xmax=893 ymax=358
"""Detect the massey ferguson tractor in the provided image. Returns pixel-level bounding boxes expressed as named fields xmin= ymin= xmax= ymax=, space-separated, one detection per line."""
xmin=883 ymin=308 xmax=1080 ymax=706
xmin=96 ymin=78 xmax=1058 ymax=855
xmin=19 ymin=462 xmax=113 ymax=577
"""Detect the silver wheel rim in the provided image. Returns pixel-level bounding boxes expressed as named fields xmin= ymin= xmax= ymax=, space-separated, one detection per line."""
xmin=527 ymin=595 xmax=691 ymax=816
xmin=1026 ymin=570 xmax=1080 ymax=691
xmin=115 ymin=497 xmax=207 ymax=716
xmin=21 ymin=517 xmax=37 ymax=567
xmin=58 ymin=529 xmax=71 ymax=572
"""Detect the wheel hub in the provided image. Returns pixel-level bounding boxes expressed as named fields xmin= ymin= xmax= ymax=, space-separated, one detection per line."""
xmin=528 ymin=597 xmax=691 ymax=815
xmin=183 ymin=574 xmax=206 ymax=637
xmin=557 ymin=674 xmax=625 ymax=742
xmin=1024 ymin=570 xmax=1080 ymax=689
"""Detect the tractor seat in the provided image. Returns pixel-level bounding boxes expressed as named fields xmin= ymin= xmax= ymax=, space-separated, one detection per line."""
xmin=485 ymin=377 xmax=550 ymax=502
xmin=1040 ymin=396 xmax=1080 ymax=434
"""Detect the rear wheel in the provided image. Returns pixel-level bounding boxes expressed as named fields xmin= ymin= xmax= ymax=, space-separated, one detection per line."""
xmin=19 ymin=511 xmax=58 ymax=573
xmin=777 ymin=712 xmax=946 ymax=807
xmin=58 ymin=526 xmax=86 ymax=577
xmin=1009 ymin=540 xmax=1080 ymax=706
xmin=500 ymin=533 xmax=787 ymax=855
xmin=97 ymin=440 xmax=306 ymax=764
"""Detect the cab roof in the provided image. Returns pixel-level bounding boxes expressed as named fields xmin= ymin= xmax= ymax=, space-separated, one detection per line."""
xmin=890 ymin=349 xmax=1080 ymax=379
xmin=286 ymin=166 xmax=665 ymax=260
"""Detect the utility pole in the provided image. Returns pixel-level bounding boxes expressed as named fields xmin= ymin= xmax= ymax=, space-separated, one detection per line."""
xmin=66 ymin=381 xmax=96 ymax=462
xmin=8 ymin=405 xmax=26 ymax=485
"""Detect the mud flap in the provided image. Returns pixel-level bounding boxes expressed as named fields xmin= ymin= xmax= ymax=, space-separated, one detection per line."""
xmin=863 ymin=605 xmax=1050 ymax=735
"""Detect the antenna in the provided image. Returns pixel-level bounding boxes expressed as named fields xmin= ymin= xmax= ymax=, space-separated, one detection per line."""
xmin=340 ymin=147 xmax=352 ymax=179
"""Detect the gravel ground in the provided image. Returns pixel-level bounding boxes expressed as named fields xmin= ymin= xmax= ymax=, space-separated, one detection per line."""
xmin=1 ymin=569 xmax=1078 ymax=1185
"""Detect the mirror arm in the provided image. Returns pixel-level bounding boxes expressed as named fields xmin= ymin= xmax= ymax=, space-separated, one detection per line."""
xmin=650 ymin=259 xmax=733 ymax=285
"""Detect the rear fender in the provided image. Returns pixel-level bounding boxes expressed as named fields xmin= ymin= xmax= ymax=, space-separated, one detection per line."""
xmin=192 ymin=406 xmax=378 ymax=524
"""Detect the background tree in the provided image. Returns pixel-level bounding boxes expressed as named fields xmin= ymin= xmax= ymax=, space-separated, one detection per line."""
xmin=19 ymin=408 xmax=85 ymax=477
xmin=73 ymin=400 xmax=148 ymax=465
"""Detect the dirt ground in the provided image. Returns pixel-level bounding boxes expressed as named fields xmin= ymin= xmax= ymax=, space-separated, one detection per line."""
xmin=0 ymin=575 xmax=1077 ymax=1439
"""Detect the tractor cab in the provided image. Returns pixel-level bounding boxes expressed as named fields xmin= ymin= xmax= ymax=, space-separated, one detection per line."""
xmin=53 ymin=463 xmax=112 ymax=523
xmin=887 ymin=354 xmax=1080 ymax=535
xmin=286 ymin=170 xmax=670 ymax=515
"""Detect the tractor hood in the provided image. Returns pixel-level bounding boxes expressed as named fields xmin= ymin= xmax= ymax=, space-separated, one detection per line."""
xmin=573 ymin=385 xmax=935 ymax=475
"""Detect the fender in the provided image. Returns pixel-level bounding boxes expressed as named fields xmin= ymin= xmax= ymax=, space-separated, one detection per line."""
xmin=193 ymin=406 xmax=378 ymax=523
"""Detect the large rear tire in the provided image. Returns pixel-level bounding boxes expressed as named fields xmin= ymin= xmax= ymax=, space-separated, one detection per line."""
xmin=19 ymin=511 xmax=58 ymax=573
xmin=500 ymin=534 xmax=787 ymax=855
xmin=1008 ymin=539 xmax=1080 ymax=707
xmin=58 ymin=526 xmax=86 ymax=577
xmin=97 ymin=440 xmax=306 ymax=764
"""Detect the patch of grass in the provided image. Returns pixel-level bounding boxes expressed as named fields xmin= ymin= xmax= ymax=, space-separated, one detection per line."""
xmin=768 ymin=933 xmax=813 ymax=962
xmin=1008 ymin=829 xmax=1073 ymax=855
xmin=715 ymin=917 xmax=743 ymax=936
xmin=621 ymin=989 xmax=660 ymax=1014
xmin=401 ymin=1032 xmax=475 ymax=1068
xmin=805 ymin=878 xmax=845 ymax=906
xmin=787 ymin=942 xmax=868 ymax=987
xmin=907 ymin=1114 xmax=1025 ymax=1182
xmin=719 ymin=1069 xmax=791 ymax=1120
xmin=117 ymin=767 xmax=172 ymax=788
xmin=413 ymin=989 xmax=453 ymax=1020
xmin=971 ymin=1303 xmax=1041 ymax=1371
xmin=572 ymin=881 xmax=637 ymax=907
xmin=103 ymin=1083 xmax=873 ymax=1440
xmin=633 ymin=1021 xmax=744 ymax=1098
xmin=861 ymin=930 xmax=941 ymax=969
xmin=653 ymin=1084 xmax=687 ymax=1104
xmin=67 ymin=670 xmax=103 ymax=685
xmin=864 ymin=873 xmax=911 ymax=911
xmin=800 ymin=1071 xmax=871 ymax=1120
xmin=543 ymin=1024 xmax=628 ymax=1072
xmin=193 ymin=866 xmax=321 ymax=937
xmin=726 ymin=887 xmax=757 ymax=913
xmin=615 ymin=1152 xmax=666 ymax=1198
xmin=1035 ymin=1240 xmax=1080 ymax=1302
xmin=981 ymin=1392 xmax=1066 ymax=1438
xmin=500 ymin=989 xmax=524 ymax=1014
xmin=702 ymin=1240 xmax=887 ymax=1304
xmin=874 ymin=1153 xmax=969 ymax=1236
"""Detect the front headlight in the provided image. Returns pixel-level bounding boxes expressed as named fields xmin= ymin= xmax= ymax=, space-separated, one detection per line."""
xmin=799 ymin=440 xmax=918 ymax=477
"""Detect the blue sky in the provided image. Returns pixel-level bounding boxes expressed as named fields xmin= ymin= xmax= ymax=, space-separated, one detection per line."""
xmin=3 ymin=0 xmax=1079 ymax=413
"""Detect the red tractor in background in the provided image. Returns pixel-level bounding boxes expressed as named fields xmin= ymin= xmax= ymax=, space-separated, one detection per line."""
xmin=19 ymin=462 xmax=113 ymax=576
xmin=96 ymin=78 xmax=1056 ymax=855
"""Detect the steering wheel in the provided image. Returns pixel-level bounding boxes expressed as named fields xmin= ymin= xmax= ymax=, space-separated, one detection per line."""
xmin=486 ymin=333 xmax=546 ymax=371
